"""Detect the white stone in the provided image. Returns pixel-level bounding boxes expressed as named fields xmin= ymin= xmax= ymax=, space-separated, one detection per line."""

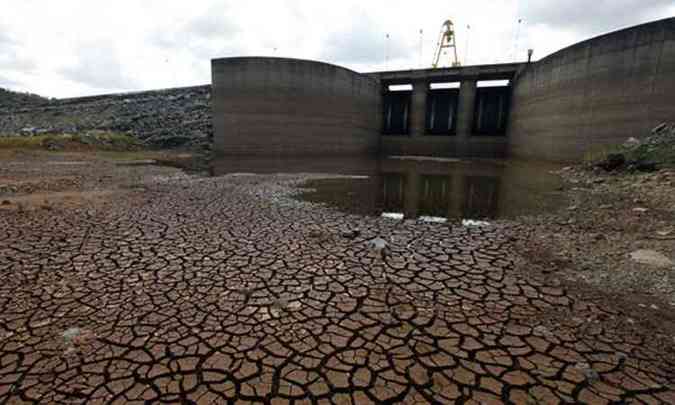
xmin=419 ymin=216 xmax=447 ymax=223
xmin=368 ymin=237 xmax=388 ymax=252
xmin=623 ymin=137 xmax=641 ymax=148
xmin=630 ymin=250 xmax=674 ymax=268
xmin=462 ymin=219 xmax=490 ymax=227
xmin=381 ymin=212 xmax=404 ymax=220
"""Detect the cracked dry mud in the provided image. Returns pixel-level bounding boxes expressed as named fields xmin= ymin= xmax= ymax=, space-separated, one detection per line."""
xmin=1 ymin=160 xmax=674 ymax=404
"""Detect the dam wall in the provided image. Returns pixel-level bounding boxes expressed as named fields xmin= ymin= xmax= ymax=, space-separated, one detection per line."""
xmin=211 ymin=57 xmax=380 ymax=156
xmin=509 ymin=17 xmax=675 ymax=161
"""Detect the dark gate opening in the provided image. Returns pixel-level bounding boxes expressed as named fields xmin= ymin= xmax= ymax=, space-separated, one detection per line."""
xmin=382 ymin=173 xmax=406 ymax=212
xmin=419 ymin=175 xmax=451 ymax=217
xmin=463 ymin=176 xmax=500 ymax=218
xmin=426 ymin=89 xmax=459 ymax=135
xmin=473 ymin=86 xmax=510 ymax=135
xmin=382 ymin=91 xmax=411 ymax=135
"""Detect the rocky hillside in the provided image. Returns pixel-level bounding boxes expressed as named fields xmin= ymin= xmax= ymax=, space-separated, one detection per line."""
xmin=0 ymin=85 xmax=212 ymax=150
xmin=0 ymin=88 xmax=49 ymax=111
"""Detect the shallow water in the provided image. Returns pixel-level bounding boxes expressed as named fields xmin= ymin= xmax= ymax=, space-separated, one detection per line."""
xmin=211 ymin=156 xmax=565 ymax=220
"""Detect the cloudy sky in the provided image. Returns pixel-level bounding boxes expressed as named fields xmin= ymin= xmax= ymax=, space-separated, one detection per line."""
xmin=1 ymin=0 xmax=673 ymax=98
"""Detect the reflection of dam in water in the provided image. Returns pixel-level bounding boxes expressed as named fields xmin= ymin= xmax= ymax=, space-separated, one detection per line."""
xmin=355 ymin=158 xmax=562 ymax=220
xmin=379 ymin=171 xmax=501 ymax=220
xmin=212 ymin=157 xmax=564 ymax=221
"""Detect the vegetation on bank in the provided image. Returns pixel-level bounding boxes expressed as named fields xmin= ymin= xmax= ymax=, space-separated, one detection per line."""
xmin=586 ymin=123 xmax=675 ymax=170
xmin=0 ymin=131 xmax=143 ymax=152
xmin=0 ymin=87 xmax=48 ymax=111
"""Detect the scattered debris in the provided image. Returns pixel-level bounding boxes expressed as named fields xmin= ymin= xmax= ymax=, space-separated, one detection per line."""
xmin=341 ymin=228 xmax=360 ymax=239
xmin=381 ymin=212 xmax=404 ymax=220
xmin=419 ymin=216 xmax=447 ymax=223
xmin=462 ymin=219 xmax=490 ymax=227
xmin=114 ymin=160 xmax=157 ymax=166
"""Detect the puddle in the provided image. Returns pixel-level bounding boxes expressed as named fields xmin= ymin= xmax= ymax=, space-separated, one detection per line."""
xmin=114 ymin=160 xmax=158 ymax=166
xmin=211 ymin=157 xmax=565 ymax=221
xmin=297 ymin=159 xmax=564 ymax=220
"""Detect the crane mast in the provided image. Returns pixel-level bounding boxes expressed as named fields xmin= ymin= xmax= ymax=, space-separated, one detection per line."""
xmin=432 ymin=19 xmax=461 ymax=68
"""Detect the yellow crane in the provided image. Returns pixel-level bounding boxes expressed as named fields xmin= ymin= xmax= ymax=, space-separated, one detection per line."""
xmin=432 ymin=19 xmax=461 ymax=68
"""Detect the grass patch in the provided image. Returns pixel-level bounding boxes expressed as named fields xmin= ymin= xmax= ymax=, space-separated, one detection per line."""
xmin=0 ymin=135 xmax=49 ymax=149
xmin=584 ymin=142 xmax=675 ymax=168
xmin=0 ymin=131 xmax=144 ymax=152
xmin=627 ymin=143 xmax=675 ymax=166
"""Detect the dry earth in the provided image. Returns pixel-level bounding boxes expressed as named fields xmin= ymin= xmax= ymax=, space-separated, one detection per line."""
xmin=0 ymin=152 xmax=673 ymax=404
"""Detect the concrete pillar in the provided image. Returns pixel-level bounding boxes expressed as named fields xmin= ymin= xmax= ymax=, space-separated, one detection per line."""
xmin=404 ymin=171 xmax=420 ymax=219
xmin=456 ymin=79 xmax=477 ymax=138
xmin=409 ymin=80 xmax=428 ymax=137
xmin=448 ymin=172 xmax=465 ymax=219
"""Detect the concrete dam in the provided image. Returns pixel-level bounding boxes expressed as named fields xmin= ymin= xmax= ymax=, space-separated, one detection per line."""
xmin=212 ymin=17 xmax=675 ymax=162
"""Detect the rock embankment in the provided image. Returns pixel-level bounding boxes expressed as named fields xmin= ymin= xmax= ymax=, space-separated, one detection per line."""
xmin=0 ymin=87 xmax=49 ymax=111
xmin=0 ymin=85 xmax=212 ymax=150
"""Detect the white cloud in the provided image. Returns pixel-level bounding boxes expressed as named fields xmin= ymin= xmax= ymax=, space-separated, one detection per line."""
xmin=59 ymin=40 xmax=139 ymax=93
xmin=0 ymin=0 xmax=672 ymax=97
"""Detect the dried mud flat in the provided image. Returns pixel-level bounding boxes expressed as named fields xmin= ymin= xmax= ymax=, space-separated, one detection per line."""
xmin=0 ymin=153 xmax=674 ymax=404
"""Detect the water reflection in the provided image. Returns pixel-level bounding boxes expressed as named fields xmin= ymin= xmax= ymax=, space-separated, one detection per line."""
xmin=211 ymin=156 xmax=564 ymax=220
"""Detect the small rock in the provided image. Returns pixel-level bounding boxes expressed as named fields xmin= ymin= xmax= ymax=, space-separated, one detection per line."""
xmin=62 ymin=327 xmax=81 ymax=343
xmin=573 ymin=362 xmax=599 ymax=382
xmin=582 ymin=367 xmax=600 ymax=382
xmin=623 ymin=137 xmax=641 ymax=149
xmin=533 ymin=325 xmax=552 ymax=337
xmin=308 ymin=229 xmax=323 ymax=238
xmin=381 ymin=212 xmax=404 ymax=220
xmin=596 ymin=153 xmax=625 ymax=172
xmin=419 ymin=216 xmax=447 ymax=223
xmin=630 ymin=160 xmax=658 ymax=173
xmin=652 ymin=123 xmax=668 ymax=134
xmin=629 ymin=250 xmax=674 ymax=268
xmin=632 ymin=207 xmax=649 ymax=213
xmin=462 ymin=219 xmax=490 ymax=227
xmin=368 ymin=237 xmax=388 ymax=252
xmin=341 ymin=229 xmax=360 ymax=239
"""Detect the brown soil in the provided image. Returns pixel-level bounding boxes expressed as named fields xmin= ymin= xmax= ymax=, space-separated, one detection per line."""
xmin=0 ymin=151 xmax=673 ymax=404
xmin=510 ymin=165 xmax=675 ymax=335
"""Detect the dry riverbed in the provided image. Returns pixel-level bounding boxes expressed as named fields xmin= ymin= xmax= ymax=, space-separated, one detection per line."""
xmin=0 ymin=151 xmax=673 ymax=403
